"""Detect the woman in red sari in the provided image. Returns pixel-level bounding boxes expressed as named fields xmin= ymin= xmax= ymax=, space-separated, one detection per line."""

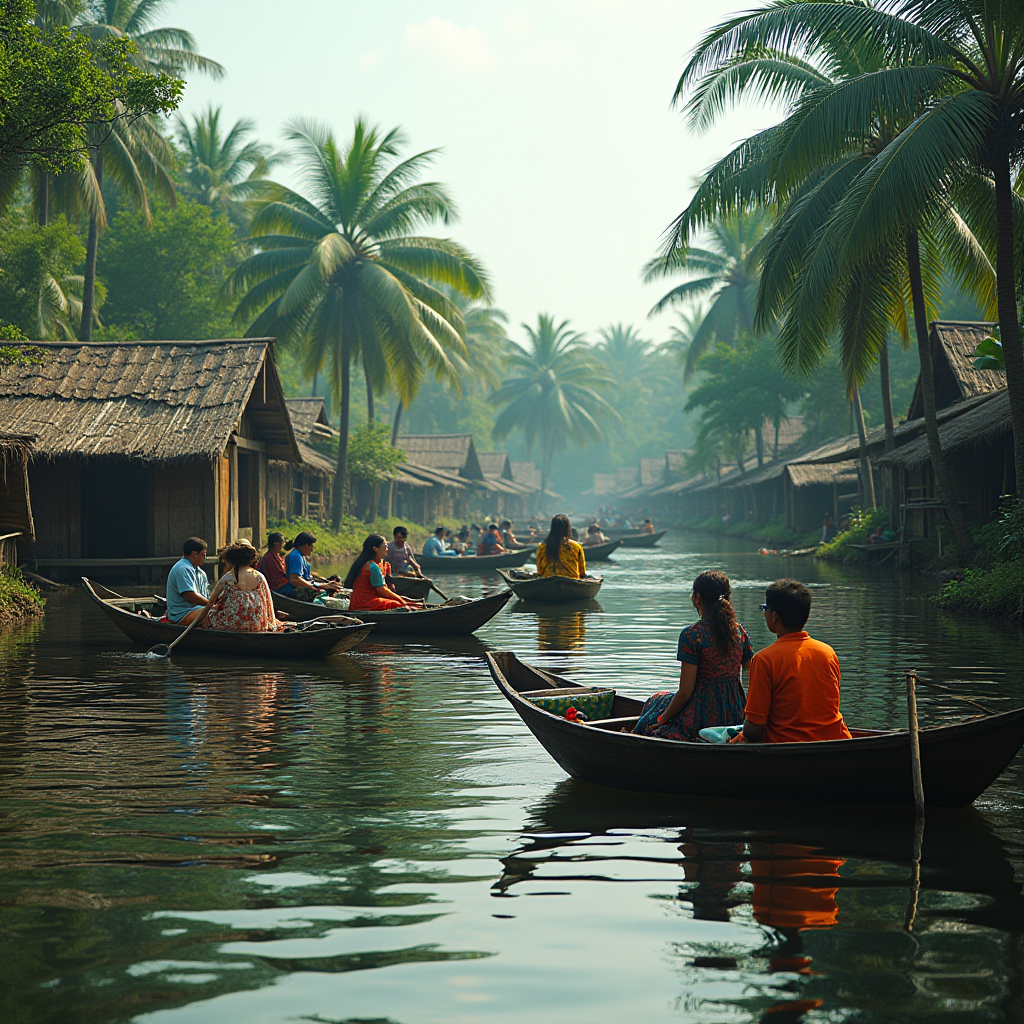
xmin=344 ymin=535 xmax=423 ymax=612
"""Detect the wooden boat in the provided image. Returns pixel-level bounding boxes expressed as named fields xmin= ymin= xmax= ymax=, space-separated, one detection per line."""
xmin=390 ymin=575 xmax=433 ymax=600
xmin=617 ymin=529 xmax=667 ymax=548
xmin=82 ymin=578 xmax=374 ymax=658
xmin=601 ymin=526 xmax=643 ymax=538
xmin=485 ymin=651 xmax=1024 ymax=808
xmin=272 ymin=588 xmax=512 ymax=635
xmin=577 ymin=538 xmax=622 ymax=560
xmin=496 ymin=568 xmax=603 ymax=602
xmin=416 ymin=547 xmax=536 ymax=573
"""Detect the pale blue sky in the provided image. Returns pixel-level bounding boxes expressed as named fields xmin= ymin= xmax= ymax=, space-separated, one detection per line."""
xmin=174 ymin=1 xmax=780 ymax=346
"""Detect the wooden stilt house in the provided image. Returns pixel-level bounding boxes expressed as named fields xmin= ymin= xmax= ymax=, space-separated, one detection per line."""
xmin=0 ymin=341 xmax=300 ymax=582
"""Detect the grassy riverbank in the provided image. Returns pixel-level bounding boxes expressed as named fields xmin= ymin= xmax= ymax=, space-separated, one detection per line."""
xmin=266 ymin=515 xmax=434 ymax=569
xmin=0 ymin=567 xmax=44 ymax=627
xmin=677 ymin=514 xmax=819 ymax=550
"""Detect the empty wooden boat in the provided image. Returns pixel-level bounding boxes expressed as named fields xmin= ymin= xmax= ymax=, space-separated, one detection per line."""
xmin=272 ymin=588 xmax=513 ymax=635
xmin=577 ymin=538 xmax=622 ymax=560
xmin=617 ymin=530 xmax=667 ymax=548
xmin=82 ymin=578 xmax=374 ymax=658
xmin=416 ymin=547 xmax=537 ymax=573
xmin=496 ymin=568 xmax=603 ymax=602
xmin=485 ymin=651 xmax=1024 ymax=808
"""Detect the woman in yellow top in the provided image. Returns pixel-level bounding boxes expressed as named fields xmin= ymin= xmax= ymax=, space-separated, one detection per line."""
xmin=535 ymin=514 xmax=587 ymax=578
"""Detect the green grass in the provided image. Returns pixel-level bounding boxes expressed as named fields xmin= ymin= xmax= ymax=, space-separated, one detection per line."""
xmin=0 ymin=566 xmax=44 ymax=626
xmin=266 ymin=515 xmax=436 ymax=568
xmin=815 ymin=507 xmax=891 ymax=562
xmin=937 ymin=561 xmax=1024 ymax=619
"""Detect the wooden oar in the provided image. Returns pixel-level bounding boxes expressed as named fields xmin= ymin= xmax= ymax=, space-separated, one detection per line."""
xmin=429 ymin=582 xmax=450 ymax=603
xmin=147 ymin=601 xmax=212 ymax=658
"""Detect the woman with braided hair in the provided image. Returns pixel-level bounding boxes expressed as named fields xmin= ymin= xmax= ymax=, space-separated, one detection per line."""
xmin=633 ymin=570 xmax=752 ymax=740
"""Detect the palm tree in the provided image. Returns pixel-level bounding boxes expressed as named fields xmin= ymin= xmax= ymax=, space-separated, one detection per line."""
xmin=595 ymin=323 xmax=652 ymax=382
xmin=176 ymin=106 xmax=279 ymax=230
xmin=74 ymin=0 xmax=224 ymax=339
xmin=643 ymin=209 xmax=768 ymax=380
xmin=491 ymin=314 xmax=618 ymax=500
xmin=228 ymin=117 xmax=490 ymax=527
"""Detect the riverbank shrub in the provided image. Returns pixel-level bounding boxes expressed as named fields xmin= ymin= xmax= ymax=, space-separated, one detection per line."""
xmin=816 ymin=507 xmax=890 ymax=562
xmin=0 ymin=567 xmax=44 ymax=627
xmin=265 ymin=515 xmax=433 ymax=569
xmin=677 ymin=514 xmax=818 ymax=549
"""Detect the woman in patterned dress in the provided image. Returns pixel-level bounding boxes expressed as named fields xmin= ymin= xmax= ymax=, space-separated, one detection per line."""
xmin=633 ymin=570 xmax=752 ymax=740
xmin=205 ymin=540 xmax=289 ymax=632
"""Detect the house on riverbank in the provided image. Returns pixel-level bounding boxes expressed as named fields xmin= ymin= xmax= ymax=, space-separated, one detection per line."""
xmin=391 ymin=434 xmax=487 ymax=523
xmin=477 ymin=450 xmax=535 ymax=520
xmin=0 ymin=432 xmax=34 ymax=568
xmin=267 ymin=397 xmax=336 ymax=522
xmin=0 ymin=341 xmax=300 ymax=583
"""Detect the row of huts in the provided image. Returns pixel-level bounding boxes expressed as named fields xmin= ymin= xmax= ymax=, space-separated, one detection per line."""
xmin=0 ymin=340 xmax=543 ymax=582
xmin=590 ymin=322 xmax=1011 ymax=544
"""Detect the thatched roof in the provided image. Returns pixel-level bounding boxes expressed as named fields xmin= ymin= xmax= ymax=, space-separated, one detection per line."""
xmin=640 ymin=457 xmax=666 ymax=487
xmin=478 ymin=450 xmax=512 ymax=479
xmin=394 ymin=460 xmax=467 ymax=490
xmin=285 ymin=397 xmax=335 ymax=440
xmin=396 ymin=433 xmax=484 ymax=480
xmin=881 ymin=391 xmax=1010 ymax=468
xmin=907 ymin=322 xmax=1004 ymax=420
xmin=511 ymin=461 xmax=541 ymax=490
xmin=0 ymin=341 xmax=300 ymax=463
xmin=786 ymin=460 xmax=860 ymax=488
xmin=0 ymin=431 xmax=34 ymax=455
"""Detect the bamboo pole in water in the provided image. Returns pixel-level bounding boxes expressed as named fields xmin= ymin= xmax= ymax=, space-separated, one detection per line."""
xmin=906 ymin=668 xmax=926 ymax=813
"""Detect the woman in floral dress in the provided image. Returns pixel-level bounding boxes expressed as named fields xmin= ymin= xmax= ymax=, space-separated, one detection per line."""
xmin=633 ymin=570 xmax=752 ymax=740
xmin=205 ymin=541 xmax=288 ymax=632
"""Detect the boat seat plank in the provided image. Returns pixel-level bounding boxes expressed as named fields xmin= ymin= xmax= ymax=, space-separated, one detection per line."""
xmin=586 ymin=716 xmax=641 ymax=730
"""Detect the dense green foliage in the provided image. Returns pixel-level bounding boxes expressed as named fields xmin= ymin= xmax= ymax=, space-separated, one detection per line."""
xmin=0 ymin=566 xmax=43 ymax=625
xmin=265 ymin=515 xmax=430 ymax=567
xmin=816 ymin=507 xmax=892 ymax=562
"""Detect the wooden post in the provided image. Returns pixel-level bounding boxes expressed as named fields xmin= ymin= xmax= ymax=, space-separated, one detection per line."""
xmin=906 ymin=668 xmax=925 ymax=813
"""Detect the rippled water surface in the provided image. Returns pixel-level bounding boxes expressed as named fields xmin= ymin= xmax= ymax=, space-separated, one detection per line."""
xmin=2 ymin=531 xmax=1022 ymax=1023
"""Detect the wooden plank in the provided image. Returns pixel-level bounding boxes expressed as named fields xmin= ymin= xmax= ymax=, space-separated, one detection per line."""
xmin=233 ymin=435 xmax=267 ymax=453
xmin=35 ymin=556 xmax=181 ymax=567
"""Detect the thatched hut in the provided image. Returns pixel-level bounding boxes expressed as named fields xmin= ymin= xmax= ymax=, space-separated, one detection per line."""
xmin=391 ymin=434 xmax=488 ymax=522
xmin=477 ymin=451 xmax=535 ymax=519
xmin=0 ymin=341 xmax=299 ymax=582
xmin=267 ymin=397 xmax=335 ymax=522
xmin=0 ymin=432 xmax=35 ymax=568
xmin=907 ymin=321 xmax=1004 ymax=420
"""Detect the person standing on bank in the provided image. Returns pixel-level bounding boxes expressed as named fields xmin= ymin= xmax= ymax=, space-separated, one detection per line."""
xmin=634 ymin=570 xmax=753 ymax=740
xmin=166 ymin=537 xmax=211 ymax=625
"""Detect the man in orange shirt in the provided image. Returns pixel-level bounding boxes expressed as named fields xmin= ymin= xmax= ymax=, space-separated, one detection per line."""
xmin=735 ymin=579 xmax=852 ymax=744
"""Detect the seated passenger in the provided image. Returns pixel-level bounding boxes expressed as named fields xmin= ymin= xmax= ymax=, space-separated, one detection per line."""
xmin=640 ymin=518 xmax=655 ymax=534
xmin=733 ymin=579 xmax=852 ymax=744
xmin=536 ymin=514 xmax=586 ymax=579
xmin=500 ymin=519 xmax=528 ymax=549
xmin=256 ymin=531 xmax=288 ymax=591
xmin=477 ymin=523 xmax=506 ymax=556
xmin=423 ymin=525 xmax=458 ymax=557
xmin=280 ymin=531 xmax=341 ymax=601
xmin=386 ymin=526 xmax=422 ymax=576
xmin=634 ymin=571 xmax=752 ymax=740
xmin=582 ymin=523 xmax=607 ymax=546
xmin=166 ymin=536 xmax=211 ymax=625
xmin=345 ymin=534 xmax=423 ymax=612
xmin=206 ymin=540 xmax=287 ymax=632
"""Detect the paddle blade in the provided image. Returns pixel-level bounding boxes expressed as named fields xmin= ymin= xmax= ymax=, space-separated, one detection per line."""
xmin=147 ymin=645 xmax=170 ymax=658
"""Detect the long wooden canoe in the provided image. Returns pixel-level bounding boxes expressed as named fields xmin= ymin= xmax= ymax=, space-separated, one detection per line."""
xmin=496 ymin=568 xmax=603 ymax=602
xmin=485 ymin=651 xmax=1024 ymax=808
xmin=577 ymin=538 xmax=622 ymax=561
xmin=83 ymin=578 xmax=375 ymax=658
xmin=617 ymin=529 xmax=667 ymax=548
xmin=272 ymin=587 xmax=513 ymax=635
xmin=416 ymin=547 xmax=537 ymax=573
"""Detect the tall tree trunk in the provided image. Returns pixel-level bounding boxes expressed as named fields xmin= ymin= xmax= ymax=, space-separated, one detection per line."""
xmin=851 ymin=388 xmax=876 ymax=509
xmin=879 ymin=340 xmax=895 ymax=453
xmin=906 ymin=227 xmax=973 ymax=556
xmin=311 ymin=371 xmax=319 ymax=398
xmin=80 ymin=153 xmax=102 ymax=341
xmin=38 ymin=174 xmax=49 ymax=227
xmin=993 ymin=150 xmax=1024 ymax=496
xmin=773 ymin=420 xmax=780 ymax=461
xmin=331 ymin=335 xmax=351 ymax=530
xmin=391 ymin=401 xmax=403 ymax=445
xmin=754 ymin=423 xmax=764 ymax=467
xmin=366 ymin=377 xmax=375 ymax=422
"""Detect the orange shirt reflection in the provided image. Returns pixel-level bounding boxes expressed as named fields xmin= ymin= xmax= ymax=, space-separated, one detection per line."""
xmin=750 ymin=844 xmax=845 ymax=931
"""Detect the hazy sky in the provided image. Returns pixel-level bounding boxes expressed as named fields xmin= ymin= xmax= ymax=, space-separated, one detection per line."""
xmin=175 ymin=1 xmax=780 ymax=346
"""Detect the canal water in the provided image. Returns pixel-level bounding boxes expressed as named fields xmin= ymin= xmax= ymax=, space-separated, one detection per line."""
xmin=1 ymin=531 xmax=1022 ymax=1023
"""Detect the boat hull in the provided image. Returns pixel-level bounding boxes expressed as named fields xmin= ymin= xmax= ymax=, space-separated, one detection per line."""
xmin=417 ymin=548 xmax=537 ymax=573
xmin=390 ymin=575 xmax=433 ymax=600
xmin=496 ymin=569 xmax=603 ymax=602
xmin=82 ymin=579 xmax=374 ymax=658
xmin=273 ymin=588 xmax=512 ymax=635
xmin=577 ymin=539 xmax=621 ymax=560
xmin=486 ymin=652 xmax=1024 ymax=808
xmin=617 ymin=530 xmax=666 ymax=548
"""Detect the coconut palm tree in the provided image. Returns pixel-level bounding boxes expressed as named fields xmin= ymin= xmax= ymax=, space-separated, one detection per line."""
xmin=176 ymin=106 xmax=279 ymax=230
xmin=228 ymin=117 xmax=490 ymax=527
xmin=643 ymin=209 xmax=769 ymax=381
xmin=491 ymin=314 xmax=618 ymax=500
xmin=594 ymin=323 xmax=652 ymax=382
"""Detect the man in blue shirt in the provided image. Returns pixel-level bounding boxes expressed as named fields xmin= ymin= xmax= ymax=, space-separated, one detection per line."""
xmin=476 ymin=523 xmax=506 ymax=555
xmin=280 ymin=530 xmax=342 ymax=601
xmin=422 ymin=526 xmax=458 ymax=557
xmin=166 ymin=537 xmax=211 ymax=624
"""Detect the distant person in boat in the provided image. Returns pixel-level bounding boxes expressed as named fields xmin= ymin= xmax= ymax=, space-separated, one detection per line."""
xmin=536 ymin=514 xmax=586 ymax=579
xmin=206 ymin=540 xmax=288 ymax=632
xmin=640 ymin=518 xmax=655 ymax=534
xmin=166 ymin=537 xmax=211 ymax=625
xmin=256 ymin=532 xmax=288 ymax=592
xmin=633 ymin=570 xmax=753 ymax=740
xmin=867 ymin=526 xmax=885 ymax=545
xmin=500 ymin=520 xmax=528 ymax=549
xmin=477 ymin=524 xmax=506 ymax=556
xmin=731 ymin=579 xmax=852 ymax=744
xmin=423 ymin=526 xmax=458 ymax=558
xmin=451 ymin=526 xmax=471 ymax=554
xmin=280 ymin=531 xmax=341 ymax=601
xmin=820 ymin=514 xmax=836 ymax=544
xmin=582 ymin=524 xmax=608 ymax=546
xmin=345 ymin=534 xmax=423 ymax=611
xmin=386 ymin=526 xmax=422 ymax=576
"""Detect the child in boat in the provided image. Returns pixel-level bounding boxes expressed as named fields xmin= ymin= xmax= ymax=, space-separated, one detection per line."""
xmin=345 ymin=534 xmax=423 ymax=612
xmin=731 ymin=579 xmax=852 ymax=744
xmin=633 ymin=570 xmax=753 ymax=740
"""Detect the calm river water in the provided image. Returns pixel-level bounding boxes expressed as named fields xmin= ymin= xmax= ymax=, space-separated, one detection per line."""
xmin=1 ymin=531 xmax=1022 ymax=1024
